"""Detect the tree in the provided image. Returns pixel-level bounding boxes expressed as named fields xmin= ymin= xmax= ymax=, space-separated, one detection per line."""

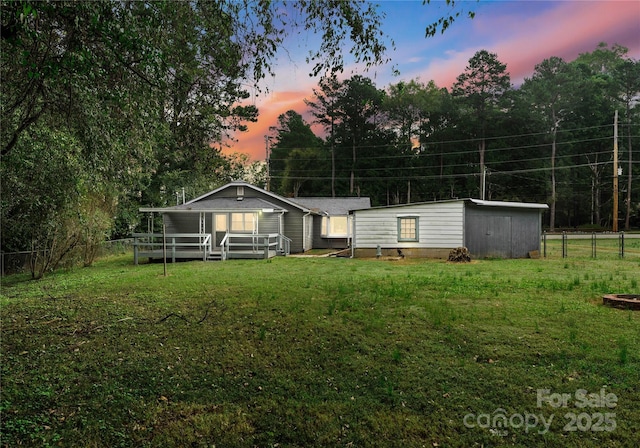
xmin=268 ymin=111 xmax=323 ymax=195
xmin=0 ymin=0 xmax=398 ymax=273
xmin=522 ymin=57 xmax=577 ymax=231
xmin=452 ymin=50 xmax=511 ymax=199
xmin=305 ymin=75 xmax=343 ymax=197
xmin=611 ymin=58 xmax=640 ymax=230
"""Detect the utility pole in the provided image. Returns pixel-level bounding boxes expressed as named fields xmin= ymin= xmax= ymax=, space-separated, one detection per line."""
xmin=613 ymin=110 xmax=619 ymax=232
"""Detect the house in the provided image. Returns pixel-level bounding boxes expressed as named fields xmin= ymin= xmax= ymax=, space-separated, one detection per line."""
xmin=291 ymin=197 xmax=371 ymax=249
xmin=133 ymin=181 xmax=370 ymax=262
xmin=350 ymin=198 xmax=548 ymax=259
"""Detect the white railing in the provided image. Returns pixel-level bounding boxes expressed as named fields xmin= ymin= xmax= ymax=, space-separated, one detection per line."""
xmin=278 ymin=234 xmax=292 ymax=256
xmin=132 ymin=233 xmax=211 ymax=264
xmin=219 ymin=233 xmax=288 ymax=261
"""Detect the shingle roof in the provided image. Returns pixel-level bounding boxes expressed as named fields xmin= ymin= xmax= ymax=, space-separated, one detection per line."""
xmin=291 ymin=197 xmax=371 ymax=215
xmin=171 ymin=197 xmax=286 ymax=211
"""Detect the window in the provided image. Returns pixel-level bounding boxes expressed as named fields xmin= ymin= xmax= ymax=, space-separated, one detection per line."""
xmin=231 ymin=213 xmax=256 ymax=232
xmin=398 ymin=217 xmax=418 ymax=242
xmin=215 ymin=214 xmax=227 ymax=232
xmin=321 ymin=216 xmax=349 ymax=237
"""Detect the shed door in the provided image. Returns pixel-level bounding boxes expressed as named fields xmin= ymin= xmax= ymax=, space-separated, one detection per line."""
xmin=467 ymin=215 xmax=512 ymax=258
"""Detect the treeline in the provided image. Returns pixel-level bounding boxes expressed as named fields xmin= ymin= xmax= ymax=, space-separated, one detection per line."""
xmin=267 ymin=45 xmax=640 ymax=232
xmin=1 ymin=0 xmax=398 ymax=277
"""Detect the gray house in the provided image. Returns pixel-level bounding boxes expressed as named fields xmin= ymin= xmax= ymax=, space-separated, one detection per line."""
xmin=134 ymin=181 xmax=370 ymax=262
xmin=350 ymin=198 xmax=548 ymax=259
xmin=291 ymin=197 xmax=371 ymax=249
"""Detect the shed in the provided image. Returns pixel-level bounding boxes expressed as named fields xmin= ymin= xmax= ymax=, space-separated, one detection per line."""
xmin=350 ymin=198 xmax=548 ymax=259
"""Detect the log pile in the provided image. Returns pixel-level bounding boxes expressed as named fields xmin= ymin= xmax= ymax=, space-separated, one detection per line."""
xmin=448 ymin=246 xmax=471 ymax=263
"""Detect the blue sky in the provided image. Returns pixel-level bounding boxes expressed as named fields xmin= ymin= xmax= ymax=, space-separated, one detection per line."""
xmin=232 ymin=0 xmax=640 ymax=160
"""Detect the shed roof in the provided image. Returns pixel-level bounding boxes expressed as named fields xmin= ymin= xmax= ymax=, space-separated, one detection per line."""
xmin=351 ymin=198 xmax=548 ymax=212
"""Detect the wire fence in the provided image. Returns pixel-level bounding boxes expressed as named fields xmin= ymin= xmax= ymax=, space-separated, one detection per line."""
xmin=541 ymin=232 xmax=640 ymax=260
xmin=3 ymin=234 xmax=639 ymax=276
xmin=1 ymin=239 xmax=135 ymax=276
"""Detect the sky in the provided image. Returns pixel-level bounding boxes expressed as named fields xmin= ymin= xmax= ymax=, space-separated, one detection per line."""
xmin=228 ymin=0 xmax=640 ymax=161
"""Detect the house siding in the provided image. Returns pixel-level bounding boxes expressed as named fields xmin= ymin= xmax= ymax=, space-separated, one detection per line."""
xmin=283 ymin=209 xmax=306 ymax=253
xmin=353 ymin=201 xmax=464 ymax=251
xmin=193 ymin=186 xmax=307 ymax=253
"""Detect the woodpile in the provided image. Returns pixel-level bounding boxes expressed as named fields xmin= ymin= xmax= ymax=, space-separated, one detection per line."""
xmin=448 ymin=247 xmax=471 ymax=263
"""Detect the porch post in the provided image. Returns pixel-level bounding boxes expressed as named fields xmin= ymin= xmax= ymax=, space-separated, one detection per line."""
xmin=199 ymin=212 xmax=205 ymax=257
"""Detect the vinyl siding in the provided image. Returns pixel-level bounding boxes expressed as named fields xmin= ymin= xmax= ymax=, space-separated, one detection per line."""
xmin=191 ymin=185 xmax=307 ymax=253
xmin=353 ymin=201 xmax=464 ymax=249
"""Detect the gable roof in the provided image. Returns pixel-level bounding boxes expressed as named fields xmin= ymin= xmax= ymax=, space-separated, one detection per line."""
xmin=291 ymin=197 xmax=372 ymax=215
xmin=187 ymin=180 xmax=311 ymax=213
xmin=166 ymin=197 xmax=286 ymax=212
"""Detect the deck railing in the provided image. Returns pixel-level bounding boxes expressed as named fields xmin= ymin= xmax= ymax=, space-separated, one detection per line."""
xmin=132 ymin=233 xmax=211 ymax=264
xmin=220 ymin=233 xmax=286 ymax=261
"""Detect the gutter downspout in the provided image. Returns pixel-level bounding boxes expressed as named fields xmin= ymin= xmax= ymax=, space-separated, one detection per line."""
xmin=350 ymin=212 xmax=355 ymax=258
xmin=302 ymin=212 xmax=311 ymax=252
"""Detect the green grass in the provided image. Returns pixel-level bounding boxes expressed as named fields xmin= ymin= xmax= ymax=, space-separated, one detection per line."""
xmin=1 ymin=252 xmax=639 ymax=447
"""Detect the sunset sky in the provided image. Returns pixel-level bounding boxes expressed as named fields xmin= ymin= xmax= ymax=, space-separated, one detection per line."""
xmin=228 ymin=0 xmax=640 ymax=161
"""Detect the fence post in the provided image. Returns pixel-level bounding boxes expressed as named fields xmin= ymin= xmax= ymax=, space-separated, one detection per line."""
xmin=562 ymin=231 xmax=567 ymax=258
xmin=543 ymin=231 xmax=547 ymax=258
xmin=591 ymin=232 xmax=596 ymax=258
xmin=619 ymin=231 xmax=625 ymax=258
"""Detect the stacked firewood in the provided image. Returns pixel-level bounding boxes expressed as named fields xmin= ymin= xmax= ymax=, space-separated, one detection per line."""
xmin=448 ymin=247 xmax=471 ymax=263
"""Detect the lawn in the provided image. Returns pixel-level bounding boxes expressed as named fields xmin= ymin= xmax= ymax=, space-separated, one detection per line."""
xmin=1 ymin=251 xmax=639 ymax=447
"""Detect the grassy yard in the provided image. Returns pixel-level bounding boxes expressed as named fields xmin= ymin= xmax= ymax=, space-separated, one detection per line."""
xmin=1 ymin=251 xmax=639 ymax=447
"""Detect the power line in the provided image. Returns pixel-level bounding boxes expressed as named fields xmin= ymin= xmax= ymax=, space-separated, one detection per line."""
xmin=268 ymin=132 xmax=637 ymax=163
xmin=271 ymin=160 xmax=622 ymax=182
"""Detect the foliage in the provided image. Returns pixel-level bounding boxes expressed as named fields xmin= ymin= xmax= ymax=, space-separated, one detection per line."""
xmin=276 ymin=44 xmax=639 ymax=228
xmin=1 ymin=254 xmax=639 ymax=446
xmin=268 ymin=110 xmax=324 ymax=196
xmin=0 ymin=0 xmax=399 ymax=275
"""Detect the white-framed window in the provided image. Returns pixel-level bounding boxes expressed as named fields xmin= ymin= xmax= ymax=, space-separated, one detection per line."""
xmin=397 ymin=216 xmax=418 ymax=242
xmin=231 ymin=212 xmax=256 ymax=232
xmin=321 ymin=216 xmax=349 ymax=237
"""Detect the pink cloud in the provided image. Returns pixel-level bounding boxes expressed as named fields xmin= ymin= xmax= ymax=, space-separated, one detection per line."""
xmin=228 ymin=1 xmax=639 ymax=161
xmin=224 ymin=89 xmax=314 ymax=160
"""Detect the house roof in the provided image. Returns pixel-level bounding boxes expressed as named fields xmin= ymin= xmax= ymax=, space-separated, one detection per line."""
xmin=157 ymin=197 xmax=287 ymax=213
xmin=291 ymin=197 xmax=372 ymax=215
xmin=140 ymin=181 xmax=375 ymax=216
xmin=187 ymin=180 xmax=312 ymax=213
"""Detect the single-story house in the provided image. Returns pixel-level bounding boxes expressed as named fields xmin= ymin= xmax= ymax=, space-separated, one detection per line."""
xmin=350 ymin=198 xmax=549 ymax=259
xmin=133 ymin=181 xmax=370 ymax=262
xmin=290 ymin=197 xmax=371 ymax=249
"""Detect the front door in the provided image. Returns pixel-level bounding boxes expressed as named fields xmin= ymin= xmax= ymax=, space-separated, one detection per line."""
xmin=213 ymin=213 xmax=228 ymax=249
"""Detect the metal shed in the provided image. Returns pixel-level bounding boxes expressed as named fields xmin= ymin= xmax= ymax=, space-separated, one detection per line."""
xmin=350 ymin=198 xmax=548 ymax=259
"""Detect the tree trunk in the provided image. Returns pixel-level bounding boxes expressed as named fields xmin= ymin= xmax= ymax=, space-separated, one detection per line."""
xmin=479 ymin=139 xmax=485 ymax=199
xmin=350 ymin=135 xmax=356 ymax=194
